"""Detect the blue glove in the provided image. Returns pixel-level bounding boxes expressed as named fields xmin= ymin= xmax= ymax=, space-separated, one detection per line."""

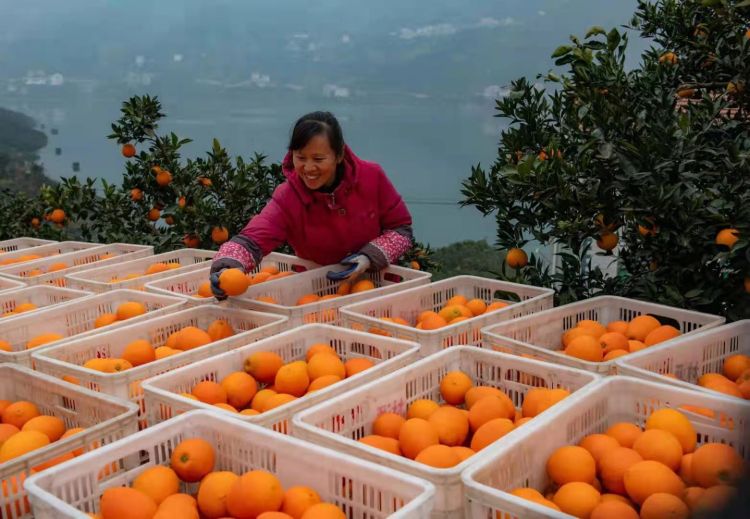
xmin=209 ymin=258 xmax=245 ymax=300
xmin=326 ymin=254 xmax=371 ymax=281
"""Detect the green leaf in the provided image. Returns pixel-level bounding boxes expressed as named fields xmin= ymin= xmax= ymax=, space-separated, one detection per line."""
xmin=552 ymin=45 xmax=573 ymax=58
xmin=585 ymin=26 xmax=606 ymax=38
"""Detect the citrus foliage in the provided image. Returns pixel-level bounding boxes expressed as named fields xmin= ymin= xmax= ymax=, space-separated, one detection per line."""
xmin=462 ymin=0 xmax=749 ymax=319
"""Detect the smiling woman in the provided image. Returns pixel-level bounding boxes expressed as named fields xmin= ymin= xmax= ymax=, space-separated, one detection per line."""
xmin=208 ymin=111 xmax=415 ymax=299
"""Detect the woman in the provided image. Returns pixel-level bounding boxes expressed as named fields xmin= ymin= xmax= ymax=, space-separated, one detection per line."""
xmin=210 ymin=111 xmax=413 ymax=299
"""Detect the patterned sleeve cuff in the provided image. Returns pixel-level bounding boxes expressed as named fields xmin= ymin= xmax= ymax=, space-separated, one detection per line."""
xmin=360 ymin=229 xmax=413 ymax=270
xmin=214 ymin=241 xmax=256 ymax=271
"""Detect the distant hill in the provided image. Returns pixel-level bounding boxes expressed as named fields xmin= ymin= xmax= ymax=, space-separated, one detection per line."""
xmin=0 ymin=107 xmax=56 ymax=194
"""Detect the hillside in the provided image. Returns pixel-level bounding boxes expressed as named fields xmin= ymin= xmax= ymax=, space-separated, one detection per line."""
xmin=0 ymin=107 xmax=56 ymax=194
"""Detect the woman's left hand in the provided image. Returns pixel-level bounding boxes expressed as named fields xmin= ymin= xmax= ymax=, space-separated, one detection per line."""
xmin=326 ymin=253 xmax=371 ymax=281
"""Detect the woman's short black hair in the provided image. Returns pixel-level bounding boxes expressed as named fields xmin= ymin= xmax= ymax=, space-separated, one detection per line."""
xmin=288 ymin=111 xmax=345 ymax=157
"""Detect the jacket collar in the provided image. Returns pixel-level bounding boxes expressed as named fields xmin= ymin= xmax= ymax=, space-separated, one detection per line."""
xmin=282 ymin=144 xmax=358 ymax=206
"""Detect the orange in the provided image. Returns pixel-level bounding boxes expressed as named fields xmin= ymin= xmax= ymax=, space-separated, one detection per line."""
xmin=439 ymin=371 xmax=473 ymax=405
xmin=723 ymin=354 xmax=750 ymax=381
xmin=645 ymin=408 xmax=696 ymax=453
xmin=145 ymin=262 xmax=171 ymax=275
xmin=251 ymin=272 xmax=273 ymax=284
xmin=170 ymin=438 xmax=215 ymax=482
xmin=398 ymin=418 xmax=439 ymax=459
xmin=679 ymin=453 xmax=695 ymax=485
xmin=420 ymin=314 xmax=447 ymax=330
xmin=683 ymin=486 xmax=705 ymax=510
xmin=640 ymin=492 xmax=689 ymax=519
xmin=599 ymin=332 xmax=629 ymax=354
xmin=468 ymin=395 xmax=515 ymax=431
xmin=49 ymin=208 xmax=66 ymax=223
xmin=207 ymin=320 xmax=235 ymax=341
xmin=2 ymin=474 xmax=30 ymax=517
xmin=486 ymin=301 xmax=509 ymax=312
xmin=703 ymin=378 xmax=743 ymax=398
xmin=296 ymin=293 xmax=320 ymax=306
xmin=623 ymin=460 xmax=685 ymax=505
xmin=305 ymin=343 xmax=337 ymax=361
xmin=155 ymin=346 xmax=180 ymax=360
xmin=643 ymin=325 xmax=681 ymax=346
xmin=33 ymin=452 xmax=76 ymax=472
xmin=0 ymin=423 xmax=19 ymax=444
xmin=505 ymin=247 xmax=528 ymax=268
xmin=26 ymin=332 xmax=64 ymax=349
xmin=0 ymin=400 xmax=11 ymax=414
xmin=565 ymin=335 xmax=603 ymax=362
xmin=13 ymin=302 xmax=38 ymax=314
xmin=133 ymin=465 xmax=180 ymax=506
xmin=690 ymin=442 xmax=744 ymax=487
xmin=451 ymin=446 xmax=474 ymax=462
xmin=465 ymin=299 xmax=487 ymax=316
xmin=351 ymin=279 xmax=375 ymax=293
xmin=244 ymin=351 xmax=284 ymax=384
xmin=197 ymin=282 xmax=213 ymax=298
xmin=372 ymin=413 xmax=406 ymax=440
xmin=417 ymin=310 xmax=439 ymax=323
xmin=251 ymin=389 xmax=278 ymax=412
xmin=605 ymin=422 xmax=642 ymax=448
xmin=446 ymin=295 xmax=468 ymax=306
xmin=175 ymin=326 xmax=212 ymax=350
xmin=415 ymin=444 xmax=461 ymax=468
xmin=115 ymin=301 xmax=147 ymax=320
xmin=21 ymin=415 xmax=65 ymax=441
xmin=336 ymin=281 xmax=352 ymax=296
xmin=211 ymin=226 xmax=229 ymax=245
xmin=299 ymin=503 xmax=345 ymax=519
xmin=83 ymin=358 xmax=115 ymax=372
xmin=590 ymin=500 xmax=639 ymax=519
xmin=428 ymin=406 xmax=469 ymax=446
xmin=626 ymin=315 xmax=661 ymax=341
xmin=275 ymin=361 xmax=310 ymax=396
xmin=257 ymin=295 xmax=279 ymax=304
xmin=344 ymin=358 xmax=373 ymax=377
xmin=155 ymin=494 xmax=198 ymax=519
xmin=240 ymin=409 xmax=260 ymax=416
xmin=221 ymin=372 xmax=258 ymax=409
xmin=0 ymin=430 xmax=50 ymax=462
xmin=692 ymin=485 xmax=737 ymax=515
xmin=603 ymin=349 xmax=629 ymax=361
xmin=577 ymin=319 xmax=607 ymax=338
xmin=307 ymin=353 xmax=346 ymax=380
xmin=546 ymin=445 xmax=597 ymax=485
xmin=632 ymin=429 xmax=683 ymax=470
xmin=197 ymin=471 xmax=239 ymax=518
xmin=465 ymin=386 xmax=505 ymax=409
xmin=100 ymin=487 xmax=158 ymax=519
xmin=192 ymin=381 xmax=228 ymax=404
xmin=628 ymin=340 xmax=647 ymax=353
xmin=470 ymin=418 xmax=515 ymax=451
xmin=226 ymin=470 xmax=284 ymax=519
xmin=307 ymin=375 xmax=342 ymax=392
xmin=213 ymin=402 xmax=238 ymax=413
xmin=0 ymin=340 xmax=11 ymax=352
xmin=599 ymin=494 xmax=633 ymax=506
xmin=406 ymin=399 xmax=440 ymax=420
xmin=2 ymin=401 xmax=40 ymax=429
xmin=219 ymin=268 xmax=250 ymax=296
xmin=597 ymin=232 xmax=618 ymax=251
xmin=359 ymin=435 xmax=402 ymax=456
xmin=258 ymin=513 xmax=294 ymax=519
xmin=281 ymin=486 xmax=321 ymax=519
xmin=579 ymin=434 xmax=621 ymax=464
xmin=122 ymin=339 xmax=156 ymax=366
xmin=262 ymin=393 xmax=297 ymax=412
xmin=715 ymin=228 xmax=739 ymax=248
xmin=552 ymin=482 xmax=601 ymax=519
xmin=109 ymin=358 xmax=133 ymax=372
xmin=606 ymin=320 xmax=629 ymax=335
xmin=438 ymin=305 xmax=466 ymax=323
xmin=60 ymin=427 xmax=85 ymax=455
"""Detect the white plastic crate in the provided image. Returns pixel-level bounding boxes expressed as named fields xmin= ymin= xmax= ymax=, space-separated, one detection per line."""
xmin=143 ymin=324 xmax=421 ymax=433
xmin=341 ymin=275 xmax=555 ymax=356
xmin=0 ymin=277 xmax=25 ymax=295
xmin=462 ymin=376 xmax=750 ymax=519
xmin=0 ymin=289 xmax=186 ymax=367
xmin=232 ymin=264 xmax=432 ymax=327
xmin=0 ymin=241 xmax=100 ymax=267
xmin=0 ymin=364 xmax=138 ymax=519
xmin=293 ymin=346 xmax=600 ymax=518
xmin=482 ymin=295 xmax=725 ymax=375
xmin=0 ymin=286 xmax=92 ymax=321
xmin=617 ymin=320 xmax=750 ymax=399
xmin=64 ymin=248 xmax=215 ymax=293
xmin=25 ymin=410 xmax=436 ymax=519
xmin=32 ymin=305 xmax=288 ymax=428
xmin=0 ymin=238 xmax=57 ymax=255
xmin=0 ymin=244 xmax=153 ymax=287
xmin=144 ymin=252 xmax=319 ymax=304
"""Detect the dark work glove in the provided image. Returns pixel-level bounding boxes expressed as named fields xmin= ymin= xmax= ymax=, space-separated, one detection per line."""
xmin=209 ymin=257 xmax=245 ymax=300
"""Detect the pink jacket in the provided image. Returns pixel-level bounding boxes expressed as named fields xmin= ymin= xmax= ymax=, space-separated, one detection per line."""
xmin=214 ymin=145 xmax=413 ymax=270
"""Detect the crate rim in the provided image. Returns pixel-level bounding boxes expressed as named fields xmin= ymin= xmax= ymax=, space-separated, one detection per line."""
xmin=0 ymin=243 xmax=154 ymax=276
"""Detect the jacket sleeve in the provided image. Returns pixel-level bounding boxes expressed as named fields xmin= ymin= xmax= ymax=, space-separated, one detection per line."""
xmin=359 ymin=167 xmax=414 ymax=270
xmin=213 ymin=188 xmax=290 ymax=272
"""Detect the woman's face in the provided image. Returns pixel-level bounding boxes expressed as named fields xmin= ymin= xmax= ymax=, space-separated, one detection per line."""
xmin=292 ymin=134 xmax=341 ymax=190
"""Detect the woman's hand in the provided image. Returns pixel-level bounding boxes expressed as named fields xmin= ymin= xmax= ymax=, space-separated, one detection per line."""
xmin=209 ymin=258 xmax=245 ymax=300
xmin=326 ymin=253 xmax=371 ymax=281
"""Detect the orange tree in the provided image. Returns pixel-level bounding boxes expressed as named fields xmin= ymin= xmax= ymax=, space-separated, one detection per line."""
xmin=1 ymin=95 xmax=436 ymax=270
xmin=462 ymin=0 xmax=749 ymax=319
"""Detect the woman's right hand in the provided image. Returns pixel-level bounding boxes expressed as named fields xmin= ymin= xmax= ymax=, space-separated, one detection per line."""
xmin=209 ymin=258 xmax=245 ymax=300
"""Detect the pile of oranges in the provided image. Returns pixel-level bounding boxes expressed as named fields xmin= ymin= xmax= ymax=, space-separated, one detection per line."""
xmin=0 ymin=300 xmax=149 ymax=353
xmin=93 ymin=437 xmax=347 ymax=519
xmin=693 ymin=353 xmax=750 ymax=399
xmin=80 ymin=319 xmax=236 ymax=373
xmin=0 ymin=399 xmax=86 ymax=470
xmin=109 ymin=261 xmax=182 ymax=284
xmin=358 ymin=371 xmax=570 ymax=468
xmin=20 ymin=261 xmax=69 ymax=278
xmin=195 ymin=264 xmax=295 ymax=299
xmin=180 ymin=343 xmax=375 ymax=415
xmin=1 ymin=301 xmax=39 ymax=318
xmin=560 ymin=315 xmax=682 ymax=363
xmin=369 ymin=295 xmax=510 ymax=334
xmin=0 ymin=253 xmax=45 ymax=266
xmin=508 ymin=408 xmax=745 ymax=518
